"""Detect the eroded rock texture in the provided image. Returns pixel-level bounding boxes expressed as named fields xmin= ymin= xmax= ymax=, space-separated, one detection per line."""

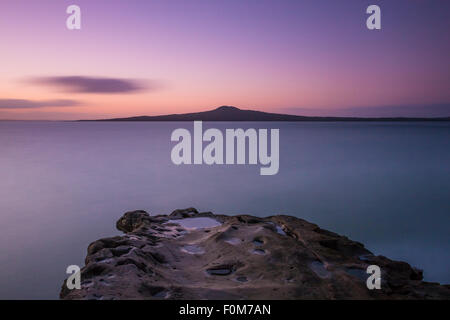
xmin=60 ymin=208 xmax=450 ymax=300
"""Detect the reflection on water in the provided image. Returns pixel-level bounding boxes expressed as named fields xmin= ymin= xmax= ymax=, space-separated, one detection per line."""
xmin=181 ymin=245 xmax=205 ymax=255
xmin=0 ymin=121 xmax=449 ymax=298
xmin=168 ymin=217 xmax=222 ymax=230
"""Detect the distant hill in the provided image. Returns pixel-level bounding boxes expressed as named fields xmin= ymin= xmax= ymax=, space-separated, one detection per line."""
xmin=87 ymin=106 xmax=450 ymax=122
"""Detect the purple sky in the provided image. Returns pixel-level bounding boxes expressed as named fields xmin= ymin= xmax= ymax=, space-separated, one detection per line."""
xmin=0 ymin=0 xmax=449 ymax=119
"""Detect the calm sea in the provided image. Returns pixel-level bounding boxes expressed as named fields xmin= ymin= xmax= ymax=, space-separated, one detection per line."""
xmin=0 ymin=121 xmax=449 ymax=299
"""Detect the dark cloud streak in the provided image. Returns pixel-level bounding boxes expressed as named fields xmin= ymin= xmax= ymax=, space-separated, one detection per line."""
xmin=30 ymin=76 xmax=153 ymax=94
xmin=0 ymin=99 xmax=80 ymax=109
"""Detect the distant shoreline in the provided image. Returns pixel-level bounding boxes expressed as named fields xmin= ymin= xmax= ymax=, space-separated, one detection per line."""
xmin=84 ymin=118 xmax=450 ymax=122
xmin=2 ymin=105 xmax=449 ymax=122
xmin=80 ymin=106 xmax=450 ymax=122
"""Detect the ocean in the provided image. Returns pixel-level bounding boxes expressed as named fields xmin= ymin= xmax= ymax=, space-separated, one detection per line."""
xmin=0 ymin=121 xmax=449 ymax=299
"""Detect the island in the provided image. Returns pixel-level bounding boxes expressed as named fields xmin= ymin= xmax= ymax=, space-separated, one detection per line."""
xmin=83 ymin=106 xmax=450 ymax=122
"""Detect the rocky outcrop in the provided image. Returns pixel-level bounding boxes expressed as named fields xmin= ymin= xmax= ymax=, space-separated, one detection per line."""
xmin=60 ymin=208 xmax=450 ymax=300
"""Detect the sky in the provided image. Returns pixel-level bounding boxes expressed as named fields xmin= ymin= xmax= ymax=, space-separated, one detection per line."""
xmin=0 ymin=0 xmax=449 ymax=120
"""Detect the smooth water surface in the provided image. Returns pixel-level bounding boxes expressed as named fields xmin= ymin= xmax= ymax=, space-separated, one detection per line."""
xmin=0 ymin=121 xmax=449 ymax=298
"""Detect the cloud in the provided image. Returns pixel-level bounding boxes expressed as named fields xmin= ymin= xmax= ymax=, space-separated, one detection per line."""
xmin=0 ymin=110 xmax=109 ymax=121
xmin=29 ymin=76 xmax=153 ymax=94
xmin=0 ymin=99 xmax=80 ymax=109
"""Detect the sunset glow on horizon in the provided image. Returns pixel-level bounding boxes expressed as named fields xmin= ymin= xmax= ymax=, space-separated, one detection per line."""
xmin=0 ymin=0 xmax=449 ymax=120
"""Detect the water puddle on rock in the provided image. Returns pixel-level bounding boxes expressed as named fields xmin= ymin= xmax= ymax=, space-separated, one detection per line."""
xmin=181 ymin=245 xmax=205 ymax=255
xmin=252 ymin=249 xmax=266 ymax=255
xmin=267 ymin=222 xmax=286 ymax=235
xmin=275 ymin=225 xmax=286 ymax=235
xmin=206 ymin=266 xmax=235 ymax=276
xmin=168 ymin=217 xmax=222 ymax=230
xmin=225 ymin=238 xmax=241 ymax=245
xmin=236 ymin=276 xmax=248 ymax=282
xmin=309 ymin=261 xmax=331 ymax=279
xmin=253 ymin=239 xmax=264 ymax=246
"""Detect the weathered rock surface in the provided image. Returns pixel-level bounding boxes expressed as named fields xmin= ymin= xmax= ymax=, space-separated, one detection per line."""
xmin=60 ymin=208 xmax=450 ymax=300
